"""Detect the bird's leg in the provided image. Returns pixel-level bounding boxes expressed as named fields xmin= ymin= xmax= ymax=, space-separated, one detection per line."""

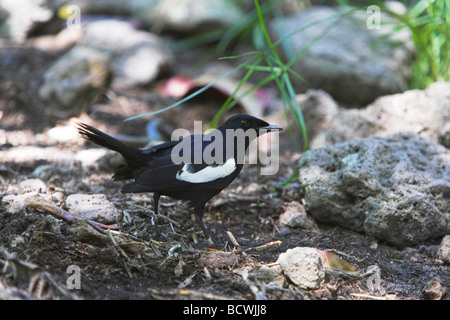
xmin=153 ymin=192 xmax=160 ymax=220
xmin=151 ymin=192 xmax=162 ymax=237
xmin=195 ymin=207 xmax=215 ymax=249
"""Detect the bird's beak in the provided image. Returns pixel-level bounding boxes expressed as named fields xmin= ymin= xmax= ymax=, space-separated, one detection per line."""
xmin=257 ymin=124 xmax=283 ymax=132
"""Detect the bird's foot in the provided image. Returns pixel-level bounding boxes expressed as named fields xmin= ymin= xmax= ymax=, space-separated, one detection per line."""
xmin=150 ymin=215 xmax=170 ymax=241
xmin=205 ymin=236 xmax=215 ymax=249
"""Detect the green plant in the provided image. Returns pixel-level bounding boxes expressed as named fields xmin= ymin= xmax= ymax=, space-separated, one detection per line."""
xmin=125 ymin=0 xmax=358 ymax=185
xmin=336 ymin=0 xmax=450 ymax=89
xmin=406 ymin=0 xmax=449 ymax=88
xmin=208 ymin=0 xmax=309 ymax=151
xmin=126 ymin=0 xmax=312 ymax=150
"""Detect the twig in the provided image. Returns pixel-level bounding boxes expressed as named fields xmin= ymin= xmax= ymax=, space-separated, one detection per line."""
xmin=178 ymin=271 xmax=198 ymax=289
xmin=27 ymin=201 xmax=155 ymax=245
xmin=107 ymin=230 xmax=133 ymax=278
xmin=26 ymin=202 xmax=118 ymax=229
xmin=107 ymin=230 xmax=130 ymax=260
xmin=41 ymin=272 xmax=80 ymax=300
xmin=350 ymin=293 xmax=397 ymax=300
xmin=125 ymin=202 xmax=181 ymax=227
xmin=244 ymin=240 xmax=282 ymax=253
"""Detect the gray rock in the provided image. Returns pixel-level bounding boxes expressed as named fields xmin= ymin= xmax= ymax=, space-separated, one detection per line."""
xmin=1 ymin=179 xmax=62 ymax=213
xmin=38 ymin=19 xmax=173 ymax=107
xmin=38 ymin=46 xmax=112 ymax=110
xmin=19 ymin=179 xmax=47 ymax=194
xmin=2 ymin=193 xmax=52 ymax=214
xmin=30 ymin=165 xmax=54 ymax=181
xmin=266 ymin=89 xmax=339 ymax=151
xmin=271 ymin=6 xmax=413 ymax=105
xmin=74 ymin=148 xmax=108 ymax=167
xmin=65 ymin=193 xmax=119 ymax=224
xmin=422 ymin=277 xmax=447 ymax=300
xmin=310 ymin=82 xmax=450 ymax=148
xmin=143 ymin=0 xmax=243 ymax=33
xmin=249 ymin=264 xmax=285 ymax=288
xmin=439 ymin=122 xmax=450 ymax=149
xmin=47 ymin=125 xmax=80 ymax=143
xmin=437 ymin=235 xmax=450 ymax=264
xmin=298 ymin=132 xmax=449 ymax=247
xmin=277 ymin=247 xmax=325 ymax=289
xmin=67 ymin=0 xmax=243 ymax=33
xmin=81 ymin=19 xmax=173 ymax=89
xmin=298 ymin=90 xmax=339 ymax=148
xmin=279 ymin=201 xmax=315 ymax=230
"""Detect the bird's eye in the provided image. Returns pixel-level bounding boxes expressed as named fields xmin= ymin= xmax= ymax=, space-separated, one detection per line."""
xmin=240 ymin=120 xmax=249 ymax=128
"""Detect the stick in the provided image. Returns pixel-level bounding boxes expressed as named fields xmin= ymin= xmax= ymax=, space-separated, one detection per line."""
xmin=26 ymin=202 xmax=118 ymax=229
xmin=244 ymin=240 xmax=282 ymax=253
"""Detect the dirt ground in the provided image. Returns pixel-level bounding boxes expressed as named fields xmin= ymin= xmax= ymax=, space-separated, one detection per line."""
xmin=0 ymin=40 xmax=449 ymax=301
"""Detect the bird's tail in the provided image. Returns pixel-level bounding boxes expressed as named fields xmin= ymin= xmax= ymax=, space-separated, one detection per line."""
xmin=77 ymin=123 xmax=146 ymax=179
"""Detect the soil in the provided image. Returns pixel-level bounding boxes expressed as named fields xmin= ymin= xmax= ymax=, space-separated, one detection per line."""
xmin=0 ymin=38 xmax=449 ymax=301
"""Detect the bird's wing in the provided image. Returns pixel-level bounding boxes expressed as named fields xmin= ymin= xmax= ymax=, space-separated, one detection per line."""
xmin=126 ymin=135 xmax=236 ymax=192
xmin=142 ymin=140 xmax=181 ymax=157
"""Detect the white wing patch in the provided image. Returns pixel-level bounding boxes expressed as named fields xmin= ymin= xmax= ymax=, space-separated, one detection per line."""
xmin=176 ymin=158 xmax=236 ymax=183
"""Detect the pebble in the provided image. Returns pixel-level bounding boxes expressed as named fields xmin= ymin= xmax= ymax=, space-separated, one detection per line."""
xmin=279 ymin=201 xmax=315 ymax=230
xmin=2 ymin=193 xmax=52 ymax=214
xmin=277 ymin=247 xmax=325 ymax=289
xmin=422 ymin=277 xmax=447 ymax=300
xmin=30 ymin=165 xmax=54 ymax=180
xmin=75 ymin=148 xmax=108 ymax=167
xmin=201 ymin=252 xmax=239 ymax=269
xmin=47 ymin=125 xmax=79 ymax=143
xmin=437 ymin=235 xmax=450 ymax=264
xmin=65 ymin=193 xmax=120 ymax=224
xmin=1 ymin=179 xmax=56 ymax=213
xmin=19 ymin=179 xmax=46 ymax=194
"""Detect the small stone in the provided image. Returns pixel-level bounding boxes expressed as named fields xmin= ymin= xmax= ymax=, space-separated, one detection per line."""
xmin=422 ymin=277 xmax=447 ymax=300
xmin=437 ymin=235 xmax=450 ymax=264
xmin=96 ymin=151 xmax=125 ymax=172
xmin=201 ymin=251 xmax=239 ymax=269
xmin=2 ymin=193 xmax=52 ymax=213
xmin=39 ymin=46 xmax=112 ymax=110
xmin=277 ymin=247 xmax=325 ymax=289
xmin=81 ymin=20 xmax=173 ymax=89
xmin=66 ymin=194 xmax=119 ymax=224
xmin=75 ymin=148 xmax=108 ymax=167
xmin=19 ymin=179 xmax=46 ymax=194
xmin=279 ymin=201 xmax=315 ymax=230
xmin=250 ymin=264 xmax=285 ymax=288
xmin=47 ymin=125 xmax=79 ymax=143
xmin=30 ymin=165 xmax=54 ymax=180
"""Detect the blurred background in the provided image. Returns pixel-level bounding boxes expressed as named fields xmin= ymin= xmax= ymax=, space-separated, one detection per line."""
xmin=0 ymin=0 xmax=449 ymax=300
xmin=1 ymin=0 xmax=448 ymax=148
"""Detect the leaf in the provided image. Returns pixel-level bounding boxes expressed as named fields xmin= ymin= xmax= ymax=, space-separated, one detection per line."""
xmin=314 ymin=249 xmax=359 ymax=273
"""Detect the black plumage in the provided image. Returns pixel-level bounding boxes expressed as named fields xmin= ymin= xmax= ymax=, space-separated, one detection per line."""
xmin=77 ymin=115 xmax=282 ymax=246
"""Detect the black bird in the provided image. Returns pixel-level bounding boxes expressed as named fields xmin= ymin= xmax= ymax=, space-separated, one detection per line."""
xmin=77 ymin=115 xmax=282 ymax=247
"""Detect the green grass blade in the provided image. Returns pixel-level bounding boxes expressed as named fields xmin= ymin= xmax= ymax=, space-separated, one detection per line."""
xmin=208 ymin=56 xmax=263 ymax=128
xmin=124 ymin=57 xmax=258 ymax=122
xmin=254 ymin=0 xmax=280 ymax=61
xmin=283 ymin=74 xmax=308 ymax=150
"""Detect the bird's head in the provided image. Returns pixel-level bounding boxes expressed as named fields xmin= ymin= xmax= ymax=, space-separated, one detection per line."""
xmin=213 ymin=115 xmax=283 ymax=161
xmin=218 ymin=114 xmax=283 ymax=136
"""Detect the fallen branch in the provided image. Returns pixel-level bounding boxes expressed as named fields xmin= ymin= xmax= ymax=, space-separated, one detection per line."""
xmin=26 ymin=202 xmax=118 ymax=230
xmin=26 ymin=201 xmax=161 ymax=252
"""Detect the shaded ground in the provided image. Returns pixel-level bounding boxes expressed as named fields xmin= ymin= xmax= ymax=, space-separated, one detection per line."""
xmin=0 ymin=39 xmax=449 ymax=301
